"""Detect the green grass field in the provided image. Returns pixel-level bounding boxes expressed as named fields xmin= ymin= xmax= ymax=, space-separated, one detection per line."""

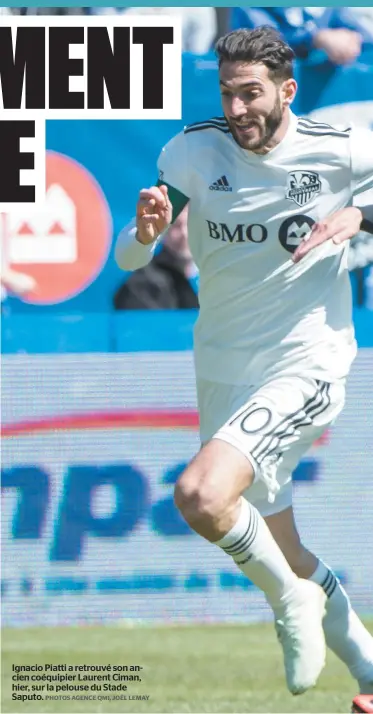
xmin=2 ymin=622 xmax=372 ymax=713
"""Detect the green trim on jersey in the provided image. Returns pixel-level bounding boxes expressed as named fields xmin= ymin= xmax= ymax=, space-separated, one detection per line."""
xmin=156 ymin=180 xmax=189 ymax=223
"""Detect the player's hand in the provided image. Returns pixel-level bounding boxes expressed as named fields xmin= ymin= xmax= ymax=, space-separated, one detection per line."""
xmin=136 ymin=184 xmax=172 ymax=245
xmin=292 ymin=207 xmax=363 ymax=263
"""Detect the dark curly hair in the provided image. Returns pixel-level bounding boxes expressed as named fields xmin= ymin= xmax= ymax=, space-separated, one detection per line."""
xmin=215 ymin=26 xmax=295 ymax=83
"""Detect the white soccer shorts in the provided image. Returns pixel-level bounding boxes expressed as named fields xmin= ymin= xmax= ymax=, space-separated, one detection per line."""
xmin=197 ymin=375 xmax=346 ymax=517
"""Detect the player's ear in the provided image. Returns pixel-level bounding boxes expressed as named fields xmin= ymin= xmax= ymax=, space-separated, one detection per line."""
xmin=281 ymin=78 xmax=297 ymax=107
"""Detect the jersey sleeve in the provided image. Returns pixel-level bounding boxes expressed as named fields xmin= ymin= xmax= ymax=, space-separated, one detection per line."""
xmin=157 ymin=131 xmax=191 ymax=213
xmin=350 ymin=127 xmax=373 ymax=196
xmin=115 ymin=132 xmax=191 ymax=272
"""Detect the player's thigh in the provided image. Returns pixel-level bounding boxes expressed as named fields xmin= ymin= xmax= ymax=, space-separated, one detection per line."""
xmin=199 ymin=375 xmax=345 ymax=512
xmin=175 ymin=380 xmax=257 ymax=511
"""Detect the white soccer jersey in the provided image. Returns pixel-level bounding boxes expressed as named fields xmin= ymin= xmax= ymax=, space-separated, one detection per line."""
xmin=156 ymin=111 xmax=373 ymax=386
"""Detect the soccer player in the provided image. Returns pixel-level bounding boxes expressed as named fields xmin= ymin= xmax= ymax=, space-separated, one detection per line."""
xmin=115 ymin=27 xmax=373 ymax=696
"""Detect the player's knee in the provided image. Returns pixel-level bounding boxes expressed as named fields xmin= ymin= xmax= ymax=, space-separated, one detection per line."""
xmin=174 ymin=470 xmax=226 ymax=530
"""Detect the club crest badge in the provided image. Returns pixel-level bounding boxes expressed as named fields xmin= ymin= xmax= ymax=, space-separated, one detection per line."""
xmin=286 ymin=171 xmax=321 ymax=207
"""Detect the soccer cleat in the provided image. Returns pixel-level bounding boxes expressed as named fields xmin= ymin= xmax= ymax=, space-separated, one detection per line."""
xmin=351 ymin=695 xmax=373 ymax=712
xmin=274 ymin=579 xmax=327 ymax=695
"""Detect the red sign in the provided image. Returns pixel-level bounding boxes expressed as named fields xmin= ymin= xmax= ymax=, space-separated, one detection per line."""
xmin=3 ymin=151 xmax=112 ymax=304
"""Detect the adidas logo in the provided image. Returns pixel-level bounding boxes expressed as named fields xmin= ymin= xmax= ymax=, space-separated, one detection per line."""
xmin=209 ymin=175 xmax=232 ymax=192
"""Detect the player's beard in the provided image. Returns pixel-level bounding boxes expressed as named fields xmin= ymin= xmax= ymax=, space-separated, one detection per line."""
xmin=228 ymin=93 xmax=284 ymax=152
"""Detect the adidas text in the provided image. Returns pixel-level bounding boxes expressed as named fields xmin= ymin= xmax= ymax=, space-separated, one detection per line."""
xmin=209 ymin=175 xmax=232 ymax=192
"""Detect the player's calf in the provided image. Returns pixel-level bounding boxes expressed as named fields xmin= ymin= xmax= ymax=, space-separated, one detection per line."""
xmin=265 ymin=507 xmax=319 ymax=579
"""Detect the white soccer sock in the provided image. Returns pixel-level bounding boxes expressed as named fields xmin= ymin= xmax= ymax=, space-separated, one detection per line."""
xmin=310 ymin=559 xmax=373 ymax=686
xmin=215 ymin=498 xmax=299 ymax=610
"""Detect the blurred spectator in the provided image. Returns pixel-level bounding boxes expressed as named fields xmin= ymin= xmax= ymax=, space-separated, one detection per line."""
xmin=351 ymin=8 xmax=373 ymax=38
xmin=114 ymin=206 xmax=199 ymax=310
xmin=90 ymin=6 xmax=217 ymax=55
xmin=230 ymin=7 xmax=373 ymax=64
xmin=215 ymin=8 xmax=232 ymax=42
xmin=2 ymin=6 xmax=86 ymax=13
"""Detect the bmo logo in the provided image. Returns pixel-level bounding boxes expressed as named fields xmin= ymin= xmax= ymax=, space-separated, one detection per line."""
xmin=2 ymin=152 xmax=112 ymax=304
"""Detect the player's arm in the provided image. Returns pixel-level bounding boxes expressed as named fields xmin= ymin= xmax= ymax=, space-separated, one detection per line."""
xmin=292 ymin=204 xmax=373 ymax=263
xmin=114 ymin=183 xmax=189 ymax=271
xmin=293 ymin=128 xmax=373 ymax=263
xmin=115 ymin=133 xmax=190 ymax=271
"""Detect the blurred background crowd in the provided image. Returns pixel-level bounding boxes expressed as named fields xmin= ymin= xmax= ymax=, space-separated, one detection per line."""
xmin=2 ymin=5 xmax=373 ymax=62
